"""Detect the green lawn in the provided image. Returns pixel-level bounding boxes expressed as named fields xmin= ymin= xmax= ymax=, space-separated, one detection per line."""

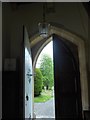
xmin=34 ymin=90 xmax=53 ymax=103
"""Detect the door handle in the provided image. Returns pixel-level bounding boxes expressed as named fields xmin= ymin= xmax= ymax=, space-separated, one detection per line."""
xmin=27 ymin=73 xmax=36 ymax=76
xmin=27 ymin=73 xmax=32 ymax=76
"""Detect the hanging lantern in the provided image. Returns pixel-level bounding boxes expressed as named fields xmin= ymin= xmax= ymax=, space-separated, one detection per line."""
xmin=38 ymin=3 xmax=50 ymax=38
xmin=38 ymin=22 xmax=50 ymax=38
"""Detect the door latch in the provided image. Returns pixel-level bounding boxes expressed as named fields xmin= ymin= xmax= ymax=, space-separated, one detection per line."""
xmin=26 ymin=95 xmax=29 ymax=101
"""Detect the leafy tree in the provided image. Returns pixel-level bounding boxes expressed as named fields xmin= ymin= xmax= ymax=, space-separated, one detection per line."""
xmin=34 ymin=68 xmax=43 ymax=96
xmin=40 ymin=54 xmax=54 ymax=90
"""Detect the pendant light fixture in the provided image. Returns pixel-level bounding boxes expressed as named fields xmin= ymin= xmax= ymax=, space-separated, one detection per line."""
xmin=38 ymin=3 xmax=50 ymax=38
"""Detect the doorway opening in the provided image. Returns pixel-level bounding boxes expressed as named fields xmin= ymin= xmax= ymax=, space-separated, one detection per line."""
xmin=32 ymin=34 xmax=84 ymax=119
xmin=32 ymin=26 xmax=89 ymax=114
xmin=34 ymin=40 xmax=55 ymax=118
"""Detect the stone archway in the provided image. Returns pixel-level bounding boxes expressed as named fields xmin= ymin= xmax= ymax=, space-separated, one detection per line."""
xmin=30 ymin=25 xmax=89 ymax=111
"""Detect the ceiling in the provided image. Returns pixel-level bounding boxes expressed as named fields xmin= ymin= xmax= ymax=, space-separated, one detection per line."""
xmin=10 ymin=2 xmax=89 ymax=17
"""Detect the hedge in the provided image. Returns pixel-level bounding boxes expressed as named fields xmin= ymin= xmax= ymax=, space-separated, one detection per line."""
xmin=34 ymin=68 xmax=43 ymax=96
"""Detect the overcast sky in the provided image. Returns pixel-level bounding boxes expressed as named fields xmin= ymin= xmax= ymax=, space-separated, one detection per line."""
xmin=36 ymin=41 xmax=53 ymax=68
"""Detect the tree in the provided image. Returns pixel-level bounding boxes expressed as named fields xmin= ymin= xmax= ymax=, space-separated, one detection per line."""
xmin=34 ymin=68 xmax=43 ymax=96
xmin=40 ymin=54 xmax=54 ymax=90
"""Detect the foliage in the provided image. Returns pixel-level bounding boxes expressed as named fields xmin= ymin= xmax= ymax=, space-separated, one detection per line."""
xmin=40 ymin=54 xmax=54 ymax=90
xmin=34 ymin=90 xmax=53 ymax=103
xmin=34 ymin=68 xmax=43 ymax=96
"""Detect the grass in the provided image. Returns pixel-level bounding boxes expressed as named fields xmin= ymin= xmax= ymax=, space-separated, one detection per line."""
xmin=34 ymin=90 xmax=53 ymax=103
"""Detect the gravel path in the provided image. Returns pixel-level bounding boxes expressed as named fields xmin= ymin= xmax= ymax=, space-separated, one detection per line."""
xmin=34 ymin=98 xmax=55 ymax=118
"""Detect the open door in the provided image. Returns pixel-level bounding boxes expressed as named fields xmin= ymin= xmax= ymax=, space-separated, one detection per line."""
xmin=23 ymin=27 xmax=33 ymax=119
xmin=53 ymin=34 xmax=82 ymax=120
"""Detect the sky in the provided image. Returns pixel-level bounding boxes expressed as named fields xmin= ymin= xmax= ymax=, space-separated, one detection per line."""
xmin=36 ymin=41 xmax=53 ymax=68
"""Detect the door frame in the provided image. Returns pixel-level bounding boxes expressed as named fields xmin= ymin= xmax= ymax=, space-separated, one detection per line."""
xmin=30 ymin=26 xmax=89 ymax=112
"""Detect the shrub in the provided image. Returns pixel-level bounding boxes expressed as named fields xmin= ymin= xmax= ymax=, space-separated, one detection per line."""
xmin=34 ymin=68 xmax=43 ymax=96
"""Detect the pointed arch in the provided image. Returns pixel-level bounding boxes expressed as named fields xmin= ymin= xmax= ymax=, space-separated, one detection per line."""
xmin=30 ymin=25 xmax=89 ymax=111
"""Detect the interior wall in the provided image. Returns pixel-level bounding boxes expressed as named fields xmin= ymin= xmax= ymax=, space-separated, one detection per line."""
xmin=0 ymin=2 xmax=2 ymax=119
xmin=88 ymin=17 xmax=90 ymax=109
xmin=2 ymin=3 xmax=11 ymax=61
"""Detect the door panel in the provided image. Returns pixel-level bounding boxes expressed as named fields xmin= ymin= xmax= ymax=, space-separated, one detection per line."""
xmin=53 ymin=34 xmax=82 ymax=119
xmin=24 ymin=27 xmax=33 ymax=119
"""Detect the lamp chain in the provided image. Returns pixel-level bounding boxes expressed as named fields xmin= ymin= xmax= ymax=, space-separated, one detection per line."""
xmin=43 ymin=3 xmax=46 ymax=23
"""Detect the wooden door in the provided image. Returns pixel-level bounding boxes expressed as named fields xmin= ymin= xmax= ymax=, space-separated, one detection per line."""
xmin=53 ymin=34 xmax=82 ymax=120
xmin=24 ymin=27 xmax=33 ymax=119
